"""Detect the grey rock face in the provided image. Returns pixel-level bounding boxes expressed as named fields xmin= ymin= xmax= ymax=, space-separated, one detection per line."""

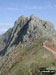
xmin=0 ymin=15 xmax=56 ymax=74
xmin=0 ymin=14 xmax=55 ymax=55
xmin=7 ymin=16 xmax=29 ymax=47
xmin=6 ymin=15 xmax=56 ymax=49
xmin=0 ymin=28 xmax=12 ymax=50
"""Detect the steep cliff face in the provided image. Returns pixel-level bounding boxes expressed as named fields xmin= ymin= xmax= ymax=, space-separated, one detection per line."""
xmin=0 ymin=14 xmax=56 ymax=56
xmin=0 ymin=28 xmax=12 ymax=50
xmin=0 ymin=15 xmax=56 ymax=75
xmin=6 ymin=15 xmax=55 ymax=49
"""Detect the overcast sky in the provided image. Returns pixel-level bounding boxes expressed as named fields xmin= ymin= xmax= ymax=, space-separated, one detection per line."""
xmin=0 ymin=0 xmax=56 ymax=34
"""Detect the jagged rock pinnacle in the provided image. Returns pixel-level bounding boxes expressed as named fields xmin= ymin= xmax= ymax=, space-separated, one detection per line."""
xmin=30 ymin=14 xmax=39 ymax=20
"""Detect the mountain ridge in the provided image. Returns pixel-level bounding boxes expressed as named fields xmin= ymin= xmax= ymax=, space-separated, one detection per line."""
xmin=6 ymin=15 xmax=56 ymax=49
xmin=0 ymin=14 xmax=56 ymax=75
xmin=0 ymin=28 xmax=12 ymax=51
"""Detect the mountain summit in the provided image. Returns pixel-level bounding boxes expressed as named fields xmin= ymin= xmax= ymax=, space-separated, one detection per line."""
xmin=0 ymin=15 xmax=56 ymax=75
xmin=6 ymin=14 xmax=56 ymax=48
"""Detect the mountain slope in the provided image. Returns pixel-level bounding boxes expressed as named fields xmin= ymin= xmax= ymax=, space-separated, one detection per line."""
xmin=6 ymin=15 xmax=56 ymax=49
xmin=0 ymin=15 xmax=56 ymax=75
xmin=0 ymin=28 xmax=12 ymax=51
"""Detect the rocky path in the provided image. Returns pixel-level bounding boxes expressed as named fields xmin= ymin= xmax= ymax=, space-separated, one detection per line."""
xmin=43 ymin=45 xmax=56 ymax=55
xmin=43 ymin=41 xmax=56 ymax=59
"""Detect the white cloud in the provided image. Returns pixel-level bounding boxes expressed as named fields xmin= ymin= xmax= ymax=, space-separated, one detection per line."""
xmin=0 ymin=4 xmax=56 ymax=12
xmin=7 ymin=7 xmax=19 ymax=11
xmin=0 ymin=23 xmax=13 ymax=26
xmin=25 ymin=4 xmax=56 ymax=10
xmin=0 ymin=28 xmax=8 ymax=32
xmin=0 ymin=28 xmax=8 ymax=35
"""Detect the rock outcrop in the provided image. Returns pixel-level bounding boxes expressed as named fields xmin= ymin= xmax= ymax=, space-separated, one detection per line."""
xmin=0 ymin=28 xmax=12 ymax=51
xmin=6 ymin=15 xmax=56 ymax=49
xmin=0 ymin=14 xmax=56 ymax=75
xmin=0 ymin=14 xmax=56 ymax=55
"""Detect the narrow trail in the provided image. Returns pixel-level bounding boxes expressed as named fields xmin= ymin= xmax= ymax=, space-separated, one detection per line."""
xmin=43 ymin=41 xmax=56 ymax=59
xmin=43 ymin=45 xmax=56 ymax=55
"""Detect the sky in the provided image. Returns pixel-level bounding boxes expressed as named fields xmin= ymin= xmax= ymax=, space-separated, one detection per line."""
xmin=0 ymin=0 xmax=56 ymax=35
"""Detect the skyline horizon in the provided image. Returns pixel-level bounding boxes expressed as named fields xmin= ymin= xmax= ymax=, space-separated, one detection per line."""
xmin=0 ymin=14 xmax=56 ymax=35
xmin=0 ymin=0 xmax=56 ymax=34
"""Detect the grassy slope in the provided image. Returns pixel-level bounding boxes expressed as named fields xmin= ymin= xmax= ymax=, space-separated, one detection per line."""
xmin=5 ymin=39 xmax=56 ymax=75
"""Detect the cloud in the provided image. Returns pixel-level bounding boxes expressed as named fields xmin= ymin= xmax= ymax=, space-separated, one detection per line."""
xmin=7 ymin=5 xmax=56 ymax=11
xmin=25 ymin=4 xmax=56 ymax=10
xmin=7 ymin=7 xmax=19 ymax=11
xmin=0 ymin=28 xmax=8 ymax=35
xmin=0 ymin=28 xmax=8 ymax=32
xmin=0 ymin=4 xmax=56 ymax=12
xmin=0 ymin=23 xmax=13 ymax=26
